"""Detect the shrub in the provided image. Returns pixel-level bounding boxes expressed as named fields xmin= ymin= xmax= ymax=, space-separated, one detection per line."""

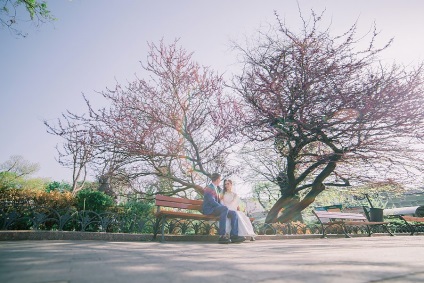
xmin=45 ymin=181 xmax=72 ymax=193
xmin=75 ymin=189 xmax=115 ymax=212
xmin=0 ymin=187 xmax=74 ymax=209
xmin=121 ymin=200 xmax=154 ymax=218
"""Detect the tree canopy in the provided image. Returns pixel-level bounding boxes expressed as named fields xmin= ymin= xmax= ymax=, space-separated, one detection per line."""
xmin=46 ymin=40 xmax=242 ymax=196
xmin=233 ymin=11 xmax=424 ymax=222
xmin=1 ymin=0 xmax=55 ymax=37
xmin=46 ymin=11 xmax=424 ymax=223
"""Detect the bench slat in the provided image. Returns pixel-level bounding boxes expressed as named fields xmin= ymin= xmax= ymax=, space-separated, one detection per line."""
xmin=343 ymin=221 xmax=389 ymax=225
xmin=155 ymin=210 xmax=218 ymax=221
xmin=156 ymin=200 xmax=202 ymax=211
xmin=314 ymin=211 xmax=367 ymax=220
xmin=401 ymin=216 xmax=424 ymax=222
xmin=155 ymin=195 xmax=203 ymax=205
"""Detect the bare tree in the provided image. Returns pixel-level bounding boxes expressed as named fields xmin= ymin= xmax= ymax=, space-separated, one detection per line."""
xmin=45 ymin=114 xmax=95 ymax=196
xmin=0 ymin=155 xmax=39 ymax=178
xmin=233 ymin=11 xmax=424 ymax=223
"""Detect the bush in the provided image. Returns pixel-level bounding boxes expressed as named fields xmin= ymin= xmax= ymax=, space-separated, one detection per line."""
xmin=0 ymin=171 xmax=21 ymax=189
xmin=0 ymin=187 xmax=74 ymax=209
xmin=45 ymin=181 xmax=72 ymax=193
xmin=0 ymin=186 xmax=76 ymax=230
xmin=75 ymin=189 xmax=115 ymax=212
xmin=0 ymin=171 xmax=46 ymax=191
xmin=121 ymin=200 xmax=154 ymax=218
xmin=108 ymin=200 xmax=155 ymax=233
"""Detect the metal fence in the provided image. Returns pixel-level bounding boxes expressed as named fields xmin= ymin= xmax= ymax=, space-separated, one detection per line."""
xmin=1 ymin=203 xmax=421 ymax=236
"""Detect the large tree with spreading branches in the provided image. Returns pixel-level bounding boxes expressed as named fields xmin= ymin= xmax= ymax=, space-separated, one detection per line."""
xmin=233 ymin=11 xmax=424 ymax=223
xmin=46 ymin=40 xmax=242 ymax=197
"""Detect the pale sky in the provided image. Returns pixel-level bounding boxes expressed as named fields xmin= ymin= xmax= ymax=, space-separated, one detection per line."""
xmin=1 ymin=0 xmax=424 ymax=187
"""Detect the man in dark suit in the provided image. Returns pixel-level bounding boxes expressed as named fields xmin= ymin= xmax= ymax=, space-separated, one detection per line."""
xmin=202 ymin=173 xmax=245 ymax=244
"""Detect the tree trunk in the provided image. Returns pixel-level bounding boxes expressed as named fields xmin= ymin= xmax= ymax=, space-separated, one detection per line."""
xmin=265 ymin=183 xmax=325 ymax=223
xmin=98 ymin=175 xmax=117 ymax=200
xmin=265 ymin=193 xmax=302 ymax=223
xmin=265 ymin=152 xmax=339 ymax=223
xmin=265 ymin=196 xmax=290 ymax=223
xmin=277 ymin=183 xmax=325 ymax=223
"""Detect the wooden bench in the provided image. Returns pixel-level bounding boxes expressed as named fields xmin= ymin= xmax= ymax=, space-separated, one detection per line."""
xmin=398 ymin=215 xmax=424 ymax=235
xmin=313 ymin=210 xmax=394 ymax=238
xmin=383 ymin=206 xmax=424 ymax=235
xmin=153 ymin=195 xmax=219 ymax=241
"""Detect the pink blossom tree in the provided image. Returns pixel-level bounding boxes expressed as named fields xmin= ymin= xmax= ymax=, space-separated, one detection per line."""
xmin=233 ymin=11 xmax=424 ymax=223
xmin=47 ymin=40 xmax=242 ymax=196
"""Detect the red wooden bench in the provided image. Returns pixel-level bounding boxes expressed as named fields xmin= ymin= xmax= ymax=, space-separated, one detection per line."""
xmin=153 ymin=195 xmax=219 ymax=241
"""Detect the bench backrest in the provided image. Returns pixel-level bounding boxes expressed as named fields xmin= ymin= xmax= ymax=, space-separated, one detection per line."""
xmin=343 ymin=206 xmax=365 ymax=215
xmin=313 ymin=210 xmax=367 ymax=223
xmin=400 ymin=215 xmax=424 ymax=222
xmin=155 ymin=195 xmax=203 ymax=211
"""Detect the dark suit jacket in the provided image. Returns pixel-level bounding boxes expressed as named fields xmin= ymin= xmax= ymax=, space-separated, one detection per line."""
xmin=202 ymin=183 xmax=222 ymax=215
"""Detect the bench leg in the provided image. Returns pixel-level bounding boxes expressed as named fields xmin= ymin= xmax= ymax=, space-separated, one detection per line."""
xmin=365 ymin=225 xmax=372 ymax=237
xmin=399 ymin=216 xmax=415 ymax=235
xmin=153 ymin=217 xmax=161 ymax=240
xmin=406 ymin=222 xmax=415 ymax=235
xmin=366 ymin=225 xmax=394 ymax=237
xmin=383 ymin=224 xmax=394 ymax=236
xmin=160 ymin=216 xmax=167 ymax=242
xmin=341 ymin=224 xmax=351 ymax=238
xmin=153 ymin=216 xmax=167 ymax=241
xmin=320 ymin=224 xmax=327 ymax=238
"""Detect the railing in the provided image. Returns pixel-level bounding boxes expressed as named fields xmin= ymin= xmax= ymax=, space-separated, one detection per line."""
xmin=1 ymin=203 xmax=421 ymax=236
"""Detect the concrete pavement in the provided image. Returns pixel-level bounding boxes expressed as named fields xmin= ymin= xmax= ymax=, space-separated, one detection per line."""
xmin=1 ymin=236 xmax=424 ymax=282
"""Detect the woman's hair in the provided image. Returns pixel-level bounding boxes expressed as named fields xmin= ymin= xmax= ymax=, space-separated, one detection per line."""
xmin=223 ymin=179 xmax=233 ymax=194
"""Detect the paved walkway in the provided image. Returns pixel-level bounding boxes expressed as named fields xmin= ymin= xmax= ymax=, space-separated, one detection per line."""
xmin=1 ymin=236 xmax=424 ymax=283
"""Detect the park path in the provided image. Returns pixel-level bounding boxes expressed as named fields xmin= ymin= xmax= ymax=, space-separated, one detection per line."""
xmin=1 ymin=236 xmax=424 ymax=282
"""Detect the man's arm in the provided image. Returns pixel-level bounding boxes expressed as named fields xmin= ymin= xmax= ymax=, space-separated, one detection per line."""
xmin=203 ymin=187 xmax=221 ymax=210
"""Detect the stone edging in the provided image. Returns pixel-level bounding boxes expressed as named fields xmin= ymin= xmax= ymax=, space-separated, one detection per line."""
xmin=0 ymin=231 xmax=398 ymax=241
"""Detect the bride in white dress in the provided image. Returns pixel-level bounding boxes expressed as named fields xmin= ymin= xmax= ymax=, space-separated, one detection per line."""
xmin=221 ymin=179 xmax=256 ymax=240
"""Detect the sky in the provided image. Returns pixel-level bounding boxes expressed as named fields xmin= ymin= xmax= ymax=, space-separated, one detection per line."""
xmin=1 ymin=0 xmax=424 ymax=193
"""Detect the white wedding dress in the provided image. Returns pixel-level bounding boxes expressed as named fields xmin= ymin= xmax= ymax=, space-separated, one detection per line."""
xmin=221 ymin=192 xmax=256 ymax=237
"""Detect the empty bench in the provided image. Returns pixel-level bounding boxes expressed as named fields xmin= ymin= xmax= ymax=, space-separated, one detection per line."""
xmin=313 ymin=210 xmax=394 ymax=238
xmin=384 ymin=206 xmax=424 ymax=235
xmin=153 ymin=195 xmax=219 ymax=241
xmin=397 ymin=216 xmax=424 ymax=235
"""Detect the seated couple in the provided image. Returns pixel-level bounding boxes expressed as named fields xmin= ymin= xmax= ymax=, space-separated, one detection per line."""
xmin=202 ymin=173 xmax=256 ymax=244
